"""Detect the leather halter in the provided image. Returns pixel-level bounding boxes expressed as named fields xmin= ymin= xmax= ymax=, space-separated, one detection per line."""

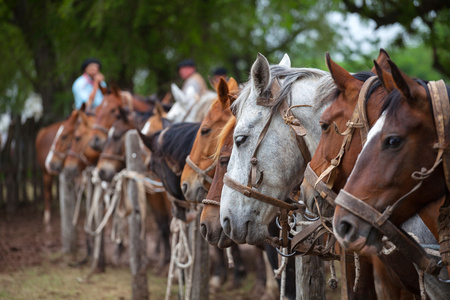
xmin=67 ymin=149 xmax=92 ymax=166
xmin=223 ymin=79 xmax=311 ymax=212
xmin=335 ymin=80 xmax=450 ymax=275
xmin=92 ymin=123 xmax=110 ymax=135
xmin=304 ymin=76 xmax=378 ymax=206
xmin=223 ymin=79 xmax=312 ymax=250
xmin=185 ymin=155 xmax=216 ymax=189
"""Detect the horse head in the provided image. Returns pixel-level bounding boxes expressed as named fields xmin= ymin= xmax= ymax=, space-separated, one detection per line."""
xmin=88 ymin=83 xmax=123 ymax=151
xmin=97 ymin=107 xmax=134 ymax=182
xmin=180 ymin=77 xmax=238 ymax=203
xmin=200 ymin=116 xmax=236 ymax=248
xmin=63 ymin=110 xmax=96 ymax=178
xmin=45 ymin=104 xmax=86 ymax=175
xmin=220 ymin=53 xmax=329 ymax=245
xmin=333 ymin=58 xmax=448 ymax=255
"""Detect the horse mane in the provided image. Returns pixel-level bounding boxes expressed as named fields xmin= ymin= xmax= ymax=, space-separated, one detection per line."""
xmin=156 ymin=122 xmax=201 ymax=165
xmin=232 ymin=65 xmax=328 ymax=118
xmin=213 ymin=116 xmax=236 ymax=161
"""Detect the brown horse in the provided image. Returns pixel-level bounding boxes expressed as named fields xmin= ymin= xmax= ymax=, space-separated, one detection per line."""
xmin=200 ymin=116 xmax=236 ymax=248
xmin=35 ymin=105 xmax=86 ymax=225
xmin=301 ymin=51 xmax=423 ymax=298
xmin=180 ymin=77 xmax=238 ymax=203
xmin=88 ymin=84 xmax=155 ymax=152
xmin=332 ymin=60 xmax=449 ymax=272
xmin=63 ymin=111 xmax=97 ymax=178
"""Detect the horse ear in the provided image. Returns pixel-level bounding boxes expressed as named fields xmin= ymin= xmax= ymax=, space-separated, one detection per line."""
xmin=78 ymin=110 xmax=89 ymax=125
xmin=138 ymin=130 xmax=156 ymax=153
xmin=251 ymin=53 xmax=271 ymax=94
xmin=227 ymin=77 xmax=238 ymax=92
xmin=110 ymin=83 xmax=121 ymax=97
xmin=279 ymin=54 xmax=291 ymax=68
xmin=371 ymin=48 xmax=391 ymax=74
xmin=99 ymin=82 xmax=108 ymax=95
xmin=388 ymin=59 xmax=427 ymax=102
xmin=218 ymin=78 xmax=230 ymax=109
xmin=326 ymin=53 xmax=359 ymax=95
xmin=153 ymin=101 xmax=166 ymax=118
xmin=373 ymin=60 xmax=395 ymax=92
xmin=171 ymin=83 xmax=189 ymax=106
xmin=79 ymin=103 xmax=86 ymax=112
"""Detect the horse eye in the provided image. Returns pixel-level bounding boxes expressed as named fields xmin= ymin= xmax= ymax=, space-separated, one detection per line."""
xmin=201 ymin=127 xmax=211 ymax=136
xmin=75 ymin=136 xmax=81 ymax=142
xmin=320 ymin=122 xmax=330 ymax=132
xmin=61 ymin=134 xmax=68 ymax=141
xmin=219 ymin=156 xmax=229 ymax=166
xmin=235 ymin=135 xmax=248 ymax=147
xmin=384 ymin=136 xmax=402 ymax=149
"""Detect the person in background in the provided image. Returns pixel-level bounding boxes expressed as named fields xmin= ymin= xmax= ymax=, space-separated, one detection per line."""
xmin=177 ymin=59 xmax=208 ymax=97
xmin=72 ymin=58 xmax=106 ymax=109
xmin=211 ymin=67 xmax=228 ymax=86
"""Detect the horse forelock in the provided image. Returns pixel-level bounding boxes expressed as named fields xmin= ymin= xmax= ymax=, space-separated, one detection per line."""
xmin=232 ymin=65 xmax=328 ymax=119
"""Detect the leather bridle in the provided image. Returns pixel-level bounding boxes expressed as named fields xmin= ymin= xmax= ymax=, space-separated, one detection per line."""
xmin=223 ymin=78 xmax=312 ymax=251
xmin=185 ymin=155 xmax=217 ymax=191
xmin=303 ymin=76 xmax=378 ymax=208
xmin=335 ymin=80 xmax=450 ymax=277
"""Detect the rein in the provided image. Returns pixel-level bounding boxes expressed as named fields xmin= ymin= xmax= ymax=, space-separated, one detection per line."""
xmin=335 ymin=80 xmax=450 ymax=278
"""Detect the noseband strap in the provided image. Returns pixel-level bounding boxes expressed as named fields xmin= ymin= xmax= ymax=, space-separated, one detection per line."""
xmin=185 ymin=155 xmax=216 ymax=186
xmin=224 ymin=174 xmax=298 ymax=211
xmin=335 ymin=189 xmax=441 ymax=275
xmin=67 ymin=149 xmax=92 ymax=166
xmin=99 ymin=152 xmax=125 ymax=162
xmin=92 ymin=124 xmax=110 ymax=135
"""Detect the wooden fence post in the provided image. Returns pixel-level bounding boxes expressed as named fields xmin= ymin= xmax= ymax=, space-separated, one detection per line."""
xmin=125 ymin=130 xmax=149 ymax=300
xmin=59 ymin=170 xmax=78 ymax=254
xmin=295 ymin=213 xmax=326 ymax=299
xmin=189 ymin=210 xmax=210 ymax=300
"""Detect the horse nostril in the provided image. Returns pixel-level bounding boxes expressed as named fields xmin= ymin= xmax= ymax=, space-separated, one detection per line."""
xmin=222 ymin=217 xmax=231 ymax=235
xmin=337 ymin=219 xmax=356 ymax=242
xmin=200 ymin=223 xmax=207 ymax=239
xmin=98 ymin=169 xmax=106 ymax=180
xmin=181 ymin=183 xmax=188 ymax=195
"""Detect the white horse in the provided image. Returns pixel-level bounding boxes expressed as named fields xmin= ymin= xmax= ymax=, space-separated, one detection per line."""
xmin=220 ymin=53 xmax=334 ymax=244
xmin=167 ymin=83 xmax=216 ymax=123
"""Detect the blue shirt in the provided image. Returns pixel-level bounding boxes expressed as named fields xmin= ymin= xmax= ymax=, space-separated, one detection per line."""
xmin=72 ymin=74 xmax=106 ymax=109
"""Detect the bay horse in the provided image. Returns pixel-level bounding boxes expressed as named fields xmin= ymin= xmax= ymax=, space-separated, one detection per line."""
xmin=63 ymin=110 xmax=97 ymax=178
xmin=35 ymin=105 xmax=85 ymax=224
xmin=95 ymin=107 xmax=173 ymax=270
xmin=180 ymin=77 xmax=238 ymax=203
xmin=300 ymin=50 xmax=425 ymax=298
xmin=332 ymin=59 xmax=450 ymax=296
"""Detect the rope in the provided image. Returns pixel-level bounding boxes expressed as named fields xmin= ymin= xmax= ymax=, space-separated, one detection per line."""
xmin=328 ymin=258 xmax=338 ymax=289
xmin=419 ymin=269 xmax=426 ymax=300
xmin=202 ymin=199 xmax=221 ymax=206
xmin=165 ymin=218 xmax=194 ymax=300
xmin=226 ymin=247 xmax=234 ymax=269
xmin=353 ymin=253 xmax=360 ymax=293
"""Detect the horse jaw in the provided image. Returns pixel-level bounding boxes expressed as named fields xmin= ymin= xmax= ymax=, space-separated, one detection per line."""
xmin=279 ymin=53 xmax=291 ymax=68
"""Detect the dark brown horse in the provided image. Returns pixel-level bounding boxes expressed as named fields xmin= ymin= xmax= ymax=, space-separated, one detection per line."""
xmin=35 ymin=105 xmax=85 ymax=225
xmin=332 ymin=59 xmax=450 ymax=284
xmin=301 ymin=51 xmax=424 ymax=298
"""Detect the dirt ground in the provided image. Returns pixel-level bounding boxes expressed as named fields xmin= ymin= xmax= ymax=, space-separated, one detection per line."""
xmin=0 ymin=203 xmax=340 ymax=299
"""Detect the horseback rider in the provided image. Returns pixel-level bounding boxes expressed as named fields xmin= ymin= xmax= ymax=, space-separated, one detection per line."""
xmin=72 ymin=58 xmax=107 ymax=109
xmin=177 ymin=59 xmax=208 ymax=99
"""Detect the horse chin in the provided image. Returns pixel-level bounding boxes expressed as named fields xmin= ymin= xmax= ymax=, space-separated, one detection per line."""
xmin=217 ymin=230 xmax=236 ymax=249
xmin=301 ymin=182 xmax=334 ymax=218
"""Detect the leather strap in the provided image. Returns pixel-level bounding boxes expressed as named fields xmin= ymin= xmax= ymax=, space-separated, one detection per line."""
xmin=185 ymin=155 xmax=216 ymax=185
xmin=223 ymin=174 xmax=298 ymax=211
xmin=99 ymin=152 xmax=125 ymax=162
xmin=335 ymin=189 xmax=441 ymax=275
xmin=304 ymin=163 xmax=337 ymax=207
